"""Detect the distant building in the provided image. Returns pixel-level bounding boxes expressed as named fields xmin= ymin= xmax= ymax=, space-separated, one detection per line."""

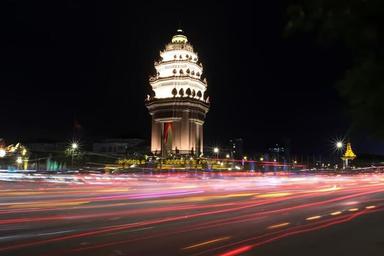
xmin=269 ymin=144 xmax=285 ymax=154
xmin=26 ymin=142 xmax=67 ymax=153
xmin=268 ymin=143 xmax=288 ymax=162
xmin=92 ymin=139 xmax=145 ymax=155
xmin=229 ymin=138 xmax=243 ymax=160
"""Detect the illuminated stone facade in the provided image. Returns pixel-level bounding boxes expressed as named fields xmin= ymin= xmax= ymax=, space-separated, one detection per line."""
xmin=146 ymin=30 xmax=209 ymax=156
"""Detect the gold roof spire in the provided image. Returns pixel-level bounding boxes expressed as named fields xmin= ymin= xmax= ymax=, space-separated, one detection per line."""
xmin=342 ymin=142 xmax=356 ymax=160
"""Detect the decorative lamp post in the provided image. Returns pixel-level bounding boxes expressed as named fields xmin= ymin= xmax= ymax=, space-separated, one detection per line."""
xmin=70 ymin=142 xmax=79 ymax=169
xmin=213 ymin=147 xmax=219 ymax=160
xmin=335 ymin=141 xmax=344 ymax=169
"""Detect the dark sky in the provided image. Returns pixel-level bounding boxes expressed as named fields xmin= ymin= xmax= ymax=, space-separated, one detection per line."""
xmin=2 ymin=0 xmax=380 ymax=155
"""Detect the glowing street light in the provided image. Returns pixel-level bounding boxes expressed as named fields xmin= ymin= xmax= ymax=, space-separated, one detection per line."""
xmin=0 ymin=149 xmax=6 ymax=158
xmin=334 ymin=141 xmax=344 ymax=169
xmin=213 ymin=147 xmax=219 ymax=159
xmin=225 ymin=154 xmax=230 ymax=158
xmin=71 ymin=143 xmax=78 ymax=150
xmin=68 ymin=141 xmax=80 ymax=169
xmin=259 ymin=157 xmax=264 ymax=161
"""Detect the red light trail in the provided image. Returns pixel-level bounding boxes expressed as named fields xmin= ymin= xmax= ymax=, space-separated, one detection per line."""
xmin=0 ymin=172 xmax=383 ymax=255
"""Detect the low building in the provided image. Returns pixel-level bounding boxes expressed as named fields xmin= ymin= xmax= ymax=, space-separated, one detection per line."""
xmin=92 ymin=139 xmax=145 ymax=155
xmin=26 ymin=142 xmax=67 ymax=153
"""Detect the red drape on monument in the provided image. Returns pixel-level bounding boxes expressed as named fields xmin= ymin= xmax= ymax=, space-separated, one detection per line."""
xmin=163 ymin=122 xmax=172 ymax=143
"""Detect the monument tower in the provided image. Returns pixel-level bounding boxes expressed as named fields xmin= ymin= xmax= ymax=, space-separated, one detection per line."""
xmin=341 ymin=142 xmax=356 ymax=168
xmin=145 ymin=29 xmax=210 ymax=157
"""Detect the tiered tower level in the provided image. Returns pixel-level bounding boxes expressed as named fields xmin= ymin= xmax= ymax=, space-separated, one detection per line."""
xmin=146 ymin=30 xmax=210 ymax=156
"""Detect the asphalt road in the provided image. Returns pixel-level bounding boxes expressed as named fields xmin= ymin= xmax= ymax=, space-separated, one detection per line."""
xmin=0 ymin=172 xmax=384 ymax=256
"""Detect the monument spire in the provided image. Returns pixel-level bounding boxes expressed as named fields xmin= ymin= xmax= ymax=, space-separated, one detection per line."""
xmin=341 ymin=142 xmax=356 ymax=168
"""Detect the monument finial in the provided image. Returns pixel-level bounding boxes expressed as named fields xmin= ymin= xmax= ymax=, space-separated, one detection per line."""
xmin=171 ymin=28 xmax=188 ymax=43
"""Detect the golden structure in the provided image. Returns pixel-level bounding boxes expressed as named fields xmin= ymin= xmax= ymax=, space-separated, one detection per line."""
xmin=341 ymin=142 xmax=356 ymax=168
xmin=0 ymin=140 xmax=29 ymax=170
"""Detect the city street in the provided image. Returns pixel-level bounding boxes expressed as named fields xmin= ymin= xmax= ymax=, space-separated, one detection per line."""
xmin=0 ymin=172 xmax=384 ymax=256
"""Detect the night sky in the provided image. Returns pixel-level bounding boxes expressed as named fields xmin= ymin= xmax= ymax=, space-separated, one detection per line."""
xmin=2 ymin=1 xmax=379 ymax=155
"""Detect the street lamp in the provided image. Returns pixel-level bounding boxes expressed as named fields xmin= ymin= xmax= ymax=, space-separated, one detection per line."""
xmin=0 ymin=149 xmax=6 ymax=158
xmin=69 ymin=142 xmax=79 ymax=169
xmin=336 ymin=141 xmax=343 ymax=149
xmin=335 ymin=141 xmax=344 ymax=169
xmin=72 ymin=143 xmax=78 ymax=150
xmin=213 ymin=147 xmax=219 ymax=159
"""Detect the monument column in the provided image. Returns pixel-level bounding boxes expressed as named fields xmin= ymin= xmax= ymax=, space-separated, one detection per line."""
xmin=145 ymin=29 xmax=210 ymax=157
